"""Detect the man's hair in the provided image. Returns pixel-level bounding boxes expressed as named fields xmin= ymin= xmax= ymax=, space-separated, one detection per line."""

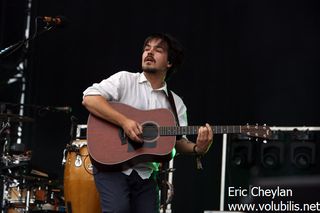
xmin=143 ymin=33 xmax=184 ymax=80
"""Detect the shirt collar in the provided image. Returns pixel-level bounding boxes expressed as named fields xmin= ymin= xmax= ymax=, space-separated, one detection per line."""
xmin=139 ymin=72 xmax=169 ymax=96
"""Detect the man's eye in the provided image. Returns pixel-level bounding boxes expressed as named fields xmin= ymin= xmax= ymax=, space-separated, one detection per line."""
xmin=144 ymin=46 xmax=150 ymax=51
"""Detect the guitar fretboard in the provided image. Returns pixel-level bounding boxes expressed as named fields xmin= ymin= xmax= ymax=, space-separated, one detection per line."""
xmin=159 ymin=126 xmax=241 ymax=136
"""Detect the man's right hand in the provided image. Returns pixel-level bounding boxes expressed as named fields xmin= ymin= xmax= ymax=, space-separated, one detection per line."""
xmin=121 ymin=118 xmax=143 ymax=143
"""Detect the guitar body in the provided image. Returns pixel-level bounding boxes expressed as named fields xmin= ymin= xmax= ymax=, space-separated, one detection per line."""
xmin=87 ymin=102 xmax=177 ymax=170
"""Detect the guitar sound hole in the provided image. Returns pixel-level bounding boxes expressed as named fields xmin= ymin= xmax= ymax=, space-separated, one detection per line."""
xmin=142 ymin=122 xmax=159 ymax=142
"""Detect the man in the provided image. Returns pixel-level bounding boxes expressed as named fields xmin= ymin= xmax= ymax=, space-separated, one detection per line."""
xmin=82 ymin=33 xmax=213 ymax=213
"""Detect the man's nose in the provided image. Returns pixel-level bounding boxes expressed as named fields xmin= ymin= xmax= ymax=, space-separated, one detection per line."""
xmin=147 ymin=48 xmax=155 ymax=55
xmin=146 ymin=53 xmax=153 ymax=58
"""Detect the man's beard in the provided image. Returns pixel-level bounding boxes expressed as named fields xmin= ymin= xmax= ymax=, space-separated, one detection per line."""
xmin=142 ymin=66 xmax=158 ymax=73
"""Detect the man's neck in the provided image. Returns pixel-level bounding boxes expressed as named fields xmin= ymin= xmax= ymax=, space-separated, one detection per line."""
xmin=143 ymin=71 xmax=166 ymax=89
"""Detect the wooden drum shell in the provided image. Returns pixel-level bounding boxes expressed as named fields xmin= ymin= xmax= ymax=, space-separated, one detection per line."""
xmin=64 ymin=140 xmax=101 ymax=213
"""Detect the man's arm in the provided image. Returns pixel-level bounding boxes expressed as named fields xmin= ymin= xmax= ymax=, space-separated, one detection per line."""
xmin=82 ymin=95 xmax=143 ymax=142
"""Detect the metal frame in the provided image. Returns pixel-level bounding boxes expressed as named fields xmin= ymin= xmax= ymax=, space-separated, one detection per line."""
xmin=218 ymin=126 xmax=320 ymax=212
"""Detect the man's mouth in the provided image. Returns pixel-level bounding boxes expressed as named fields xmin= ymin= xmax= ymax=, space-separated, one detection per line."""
xmin=144 ymin=56 xmax=155 ymax=63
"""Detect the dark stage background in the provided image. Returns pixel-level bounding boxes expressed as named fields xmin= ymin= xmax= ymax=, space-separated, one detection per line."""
xmin=1 ymin=0 xmax=320 ymax=212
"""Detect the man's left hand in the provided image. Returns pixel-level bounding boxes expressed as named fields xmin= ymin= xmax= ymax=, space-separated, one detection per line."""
xmin=195 ymin=123 xmax=213 ymax=154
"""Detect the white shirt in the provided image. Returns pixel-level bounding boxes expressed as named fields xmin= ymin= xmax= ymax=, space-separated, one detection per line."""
xmin=83 ymin=71 xmax=187 ymax=179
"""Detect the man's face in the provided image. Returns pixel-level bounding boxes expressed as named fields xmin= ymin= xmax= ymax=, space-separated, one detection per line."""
xmin=142 ymin=38 xmax=172 ymax=73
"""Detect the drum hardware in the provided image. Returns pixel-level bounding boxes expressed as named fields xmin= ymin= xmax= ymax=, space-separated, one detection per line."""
xmin=0 ymin=122 xmax=10 ymax=137
xmin=10 ymin=144 xmax=26 ymax=155
xmin=25 ymin=188 xmax=31 ymax=212
xmin=0 ymin=124 xmax=31 ymax=213
xmin=0 ymin=139 xmax=52 ymax=213
xmin=2 ymin=176 xmax=34 ymax=212
xmin=62 ymin=142 xmax=88 ymax=168
xmin=69 ymin=116 xmax=79 ymax=141
xmin=2 ymin=173 xmax=62 ymax=212
xmin=29 ymin=169 xmax=49 ymax=179
xmin=1 ymin=119 xmax=12 ymax=159
xmin=0 ymin=104 xmax=68 ymax=213
xmin=75 ymin=124 xmax=87 ymax=140
xmin=62 ymin=144 xmax=80 ymax=166
xmin=74 ymin=155 xmax=82 ymax=167
xmin=0 ymin=107 xmax=32 ymax=168
xmin=0 ymin=114 xmax=34 ymax=123
xmin=158 ymin=164 xmax=175 ymax=212
xmin=62 ymin=116 xmax=81 ymax=166
xmin=61 ymin=149 xmax=67 ymax=166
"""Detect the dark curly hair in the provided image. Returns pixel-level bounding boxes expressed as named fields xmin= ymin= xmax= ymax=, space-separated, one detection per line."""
xmin=143 ymin=33 xmax=184 ymax=80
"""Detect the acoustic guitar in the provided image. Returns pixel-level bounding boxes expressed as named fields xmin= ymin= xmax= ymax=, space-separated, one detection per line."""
xmin=87 ymin=102 xmax=271 ymax=170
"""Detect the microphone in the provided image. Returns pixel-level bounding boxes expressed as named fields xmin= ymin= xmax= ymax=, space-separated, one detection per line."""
xmin=45 ymin=106 xmax=72 ymax=113
xmin=40 ymin=16 xmax=66 ymax=27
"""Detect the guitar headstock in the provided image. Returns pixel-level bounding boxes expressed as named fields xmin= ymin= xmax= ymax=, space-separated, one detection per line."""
xmin=240 ymin=124 xmax=272 ymax=139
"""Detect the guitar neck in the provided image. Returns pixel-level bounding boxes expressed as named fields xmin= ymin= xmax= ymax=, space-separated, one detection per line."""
xmin=159 ymin=125 xmax=242 ymax=136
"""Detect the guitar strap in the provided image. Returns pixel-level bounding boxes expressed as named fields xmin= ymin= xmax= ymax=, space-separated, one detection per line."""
xmin=166 ymin=90 xmax=180 ymax=125
xmin=165 ymin=89 xmax=203 ymax=170
xmin=165 ymin=90 xmax=183 ymax=139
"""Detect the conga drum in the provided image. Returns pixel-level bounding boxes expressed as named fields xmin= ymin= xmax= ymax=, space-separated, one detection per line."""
xmin=64 ymin=140 xmax=102 ymax=213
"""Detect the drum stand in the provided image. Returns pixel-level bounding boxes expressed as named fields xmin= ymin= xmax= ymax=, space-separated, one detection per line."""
xmin=1 ymin=175 xmax=35 ymax=213
xmin=159 ymin=160 xmax=175 ymax=213
xmin=0 ymin=122 xmax=33 ymax=213
xmin=0 ymin=177 xmax=5 ymax=213
xmin=1 ymin=121 xmax=10 ymax=213
xmin=24 ymin=185 xmax=32 ymax=213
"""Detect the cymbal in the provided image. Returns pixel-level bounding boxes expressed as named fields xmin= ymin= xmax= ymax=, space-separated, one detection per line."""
xmin=0 ymin=113 xmax=34 ymax=122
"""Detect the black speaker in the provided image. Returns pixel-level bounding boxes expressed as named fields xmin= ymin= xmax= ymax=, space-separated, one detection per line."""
xmin=260 ymin=142 xmax=284 ymax=169
xmin=290 ymin=142 xmax=316 ymax=169
xmin=230 ymin=140 xmax=253 ymax=168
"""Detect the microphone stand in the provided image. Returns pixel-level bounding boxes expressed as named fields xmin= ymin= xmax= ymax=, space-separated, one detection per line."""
xmin=0 ymin=41 xmax=26 ymax=57
xmin=0 ymin=17 xmax=56 ymax=58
